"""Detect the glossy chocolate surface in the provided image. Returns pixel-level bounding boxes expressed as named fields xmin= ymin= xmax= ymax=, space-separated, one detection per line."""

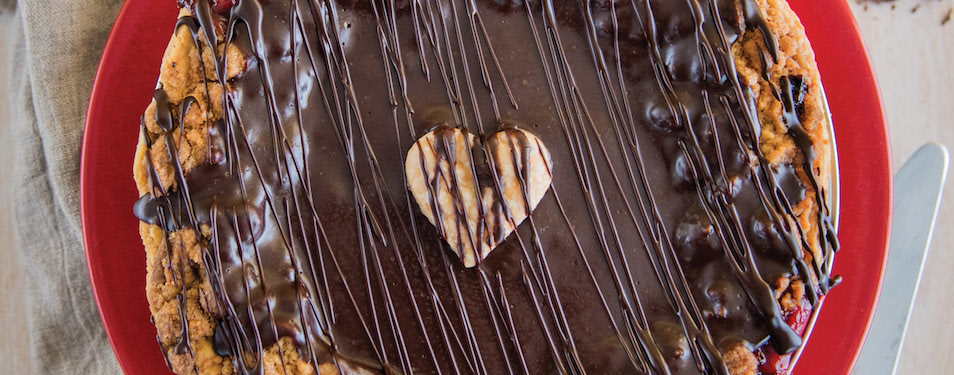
xmin=136 ymin=0 xmax=839 ymax=373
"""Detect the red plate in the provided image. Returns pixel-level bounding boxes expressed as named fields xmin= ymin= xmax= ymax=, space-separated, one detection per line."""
xmin=80 ymin=0 xmax=892 ymax=374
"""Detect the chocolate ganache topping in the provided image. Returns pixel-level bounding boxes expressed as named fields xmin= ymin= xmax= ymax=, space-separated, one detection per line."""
xmin=134 ymin=0 xmax=840 ymax=373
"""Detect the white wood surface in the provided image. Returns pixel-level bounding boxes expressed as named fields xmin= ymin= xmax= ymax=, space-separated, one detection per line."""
xmin=849 ymin=1 xmax=954 ymax=374
xmin=0 ymin=1 xmax=951 ymax=373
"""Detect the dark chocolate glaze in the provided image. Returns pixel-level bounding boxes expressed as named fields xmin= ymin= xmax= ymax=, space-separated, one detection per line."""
xmin=136 ymin=0 xmax=839 ymax=373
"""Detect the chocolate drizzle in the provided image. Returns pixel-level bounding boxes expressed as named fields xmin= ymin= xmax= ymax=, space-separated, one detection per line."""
xmin=136 ymin=0 xmax=840 ymax=373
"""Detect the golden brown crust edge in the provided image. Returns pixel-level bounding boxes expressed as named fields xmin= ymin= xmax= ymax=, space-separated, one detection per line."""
xmin=133 ymin=9 xmax=327 ymax=375
xmin=737 ymin=0 xmax=834 ymax=269
xmin=738 ymin=0 xmax=833 ymax=314
xmin=727 ymin=0 xmax=833 ymax=372
xmin=133 ymin=1 xmax=832 ymax=374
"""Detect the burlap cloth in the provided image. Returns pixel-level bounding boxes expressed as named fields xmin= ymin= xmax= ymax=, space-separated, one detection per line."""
xmin=5 ymin=0 xmax=125 ymax=373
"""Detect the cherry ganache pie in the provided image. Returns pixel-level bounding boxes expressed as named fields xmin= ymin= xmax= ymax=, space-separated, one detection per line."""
xmin=132 ymin=0 xmax=840 ymax=374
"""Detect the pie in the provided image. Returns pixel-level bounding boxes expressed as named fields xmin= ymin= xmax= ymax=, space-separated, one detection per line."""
xmin=132 ymin=0 xmax=840 ymax=374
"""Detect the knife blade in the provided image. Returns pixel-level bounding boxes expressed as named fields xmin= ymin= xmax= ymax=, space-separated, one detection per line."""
xmin=853 ymin=143 xmax=949 ymax=375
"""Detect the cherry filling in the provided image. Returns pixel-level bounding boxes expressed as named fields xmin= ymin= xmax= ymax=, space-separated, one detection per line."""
xmin=758 ymin=296 xmax=817 ymax=375
xmin=212 ymin=0 xmax=235 ymax=14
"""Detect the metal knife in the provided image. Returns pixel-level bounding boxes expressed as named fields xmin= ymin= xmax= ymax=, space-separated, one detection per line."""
xmin=853 ymin=143 xmax=950 ymax=375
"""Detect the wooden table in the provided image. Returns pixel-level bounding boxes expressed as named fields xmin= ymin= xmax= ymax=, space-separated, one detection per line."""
xmin=0 ymin=1 xmax=951 ymax=373
xmin=852 ymin=1 xmax=954 ymax=373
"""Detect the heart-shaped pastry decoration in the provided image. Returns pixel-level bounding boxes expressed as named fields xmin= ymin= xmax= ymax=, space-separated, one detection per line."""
xmin=405 ymin=126 xmax=553 ymax=267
